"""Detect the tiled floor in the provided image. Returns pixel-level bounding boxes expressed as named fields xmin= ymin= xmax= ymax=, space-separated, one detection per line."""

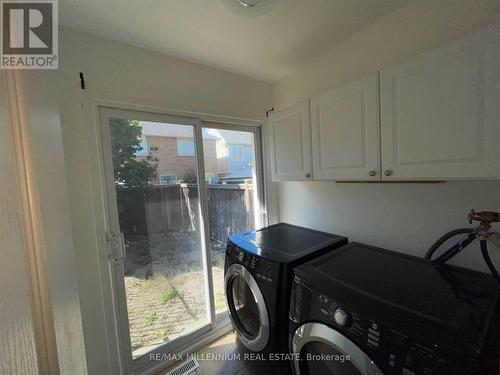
xmin=161 ymin=332 xmax=276 ymax=375
xmin=191 ymin=332 xmax=247 ymax=375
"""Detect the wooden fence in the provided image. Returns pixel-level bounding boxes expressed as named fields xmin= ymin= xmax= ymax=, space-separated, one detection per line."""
xmin=116 ymin=183 xmax=255 ymax=243
xmin=207 ymin=184 xmax=255 ymax=242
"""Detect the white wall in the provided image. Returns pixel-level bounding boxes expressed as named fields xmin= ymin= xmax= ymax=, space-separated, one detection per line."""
xmin=273 ymin=2 xmax=500 ymax=272
xmin=57 ymin=27 xmax=273 ymax=375
xmin=274 ymin=0 xmax=500 ymax=106
xmin=59 ymin=27 xmax=272 ymax=119
xmin=279 ymin=181 xmax=500 ymax=271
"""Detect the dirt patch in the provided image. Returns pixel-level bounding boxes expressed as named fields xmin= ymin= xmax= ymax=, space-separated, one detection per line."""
xmin=122 ymin=231 xmax=228 ymax=355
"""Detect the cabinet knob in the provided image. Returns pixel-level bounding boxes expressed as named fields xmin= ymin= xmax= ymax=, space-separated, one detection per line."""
xmin=306 ymin=173 xmax=311 ymax=179
xmin=369 ymin=170 xmax=376 ymax=177
xmin=384 ymin=170 xmax=393 ymax=176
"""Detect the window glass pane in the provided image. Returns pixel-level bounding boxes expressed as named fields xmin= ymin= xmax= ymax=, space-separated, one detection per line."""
xmin=159 ymin=174 xmax=177 ymax=184
xmin=228 ymin=144 xmax=253 ymax=172
xmin=229 ymin=144 xmax=243 ymax=160
xmin=177 ymin=139 xmax=195 ymax=156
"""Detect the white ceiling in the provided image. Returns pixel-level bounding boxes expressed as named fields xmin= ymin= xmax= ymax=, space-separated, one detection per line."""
xmin=59 ymin=0 xmax=409 ymax=82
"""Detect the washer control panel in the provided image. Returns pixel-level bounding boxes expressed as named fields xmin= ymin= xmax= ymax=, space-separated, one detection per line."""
xmin=291 ymin=277 xmax=458 ymax=375
xmin=227 ymin=241 xmax=277 ymax=284
xmin=316 ymin=292 xmax=452 ymax=374
xmin=333 ymin=307 xmax=352 ymax=327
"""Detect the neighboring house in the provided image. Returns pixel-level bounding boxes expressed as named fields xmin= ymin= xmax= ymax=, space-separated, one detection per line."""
xmin=206 ymin=128 xmax=255 ymax=182
xmin=136 ymin=122 xmax=254 ymax=185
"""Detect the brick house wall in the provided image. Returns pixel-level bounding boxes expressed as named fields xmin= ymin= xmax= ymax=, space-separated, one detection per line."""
xmin=138 ymin=135 xmax=219 ymax=184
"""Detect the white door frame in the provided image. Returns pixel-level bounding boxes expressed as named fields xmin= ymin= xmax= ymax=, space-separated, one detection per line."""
xmin=95 ymin=103 xmax=266 ymax=375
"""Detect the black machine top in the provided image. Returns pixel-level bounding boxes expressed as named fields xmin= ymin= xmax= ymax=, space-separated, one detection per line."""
xmin=227 ymin=223 xmax=348 ymax=263
xmin=295 ymin=242 xmax=499 ymax=353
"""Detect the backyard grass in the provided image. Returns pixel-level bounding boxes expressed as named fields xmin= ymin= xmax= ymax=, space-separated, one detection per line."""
xmin=160 ymin=287 xmax=179 ymax=304
xmin=155 ymin=329 xmax=168 ymax=339
xmin=144 ymin=312 xmax=158 ymax=326
xmin=125 ymin=265 xmax=225 ymax=354
xmin=122 ymin=233 xmax=229 ymax=355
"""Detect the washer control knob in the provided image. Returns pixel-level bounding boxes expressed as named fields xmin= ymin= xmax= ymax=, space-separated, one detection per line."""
xmin=333 ymin=307 xmax=352 ymax=327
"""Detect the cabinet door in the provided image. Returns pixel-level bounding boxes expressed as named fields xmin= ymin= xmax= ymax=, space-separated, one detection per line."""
xmin=269 ymin=101 xmax=312 ymax=181
xmin=311 ymin=74 xmax=380 ymax=181
xmin=380 ymin=26 xmax=500 ymax=180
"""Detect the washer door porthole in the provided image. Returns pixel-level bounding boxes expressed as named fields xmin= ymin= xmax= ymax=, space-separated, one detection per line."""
xmin=225 ymin=263 xmax=270 ymax=351
xmin=292 ymin=322 xmax=383 ymax=375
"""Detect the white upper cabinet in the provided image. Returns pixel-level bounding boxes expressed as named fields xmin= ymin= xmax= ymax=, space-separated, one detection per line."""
xmin=268 ymin=26 xmax=500 ymax=182
xmin=380 ymin=27 xmax=500 ymax=180
xmin=269 ymin=100 xmax=312 ymax=181
xmin=311 ymin=74 xmax=380 ymax=181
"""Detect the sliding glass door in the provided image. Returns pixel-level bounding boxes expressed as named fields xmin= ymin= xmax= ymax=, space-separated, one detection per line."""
xmin=98 ymin=108 xmax=264 ymax=374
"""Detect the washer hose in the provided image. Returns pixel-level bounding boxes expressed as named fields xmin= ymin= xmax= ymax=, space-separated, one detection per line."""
xmin=480 ymin=239 xmax=500 ymax=284
xmin=425 ymin=228 xmax=475 ymax=260
xmin=426 ymin=229 xmax=500 ymax=284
